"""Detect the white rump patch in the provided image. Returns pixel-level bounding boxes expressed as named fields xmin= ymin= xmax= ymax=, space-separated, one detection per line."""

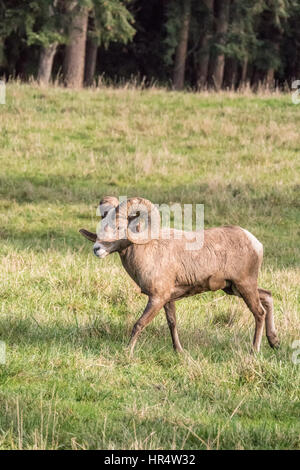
xmin=242 ymin=229 xmax=263 ymax=256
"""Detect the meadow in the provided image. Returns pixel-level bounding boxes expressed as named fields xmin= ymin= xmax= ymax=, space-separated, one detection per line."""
xmin=0 ymin=83 xmax=299 ymax=449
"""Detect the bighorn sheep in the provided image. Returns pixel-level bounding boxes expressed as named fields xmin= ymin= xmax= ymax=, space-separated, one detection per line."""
xmin=80 ymin=196 xmax=279 ymax=356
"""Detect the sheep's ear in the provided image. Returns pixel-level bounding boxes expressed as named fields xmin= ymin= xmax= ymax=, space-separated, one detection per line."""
xmin=127 ymin=209 xmax=160 ymax=245
xmin=79 ymin=229 xmax=97 ymax=242
xmin=127 ymin=214 xmax=150 ymax=244
xmin=127 ymin=222 xmax=156 ymax=245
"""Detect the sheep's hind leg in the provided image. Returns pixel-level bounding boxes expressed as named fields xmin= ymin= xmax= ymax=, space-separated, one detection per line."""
xmin=128 ymin=297 xmax=165 ymax=357
xmin=258 ymin=288 xmax=280 ymax=349
xmin=164 ymin=301 xmax=184 ymax=353
xmin=234 ymin=282 xmax=266 ymax=352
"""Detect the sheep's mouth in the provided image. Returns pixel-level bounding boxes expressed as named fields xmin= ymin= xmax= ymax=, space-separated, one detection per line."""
xmin=94 ymin=248 xmax=109 ymax=258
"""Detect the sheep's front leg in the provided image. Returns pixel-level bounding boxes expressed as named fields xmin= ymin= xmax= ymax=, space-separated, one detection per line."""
xmin=128 ymin=297 xmax=165 ymax=357
xmin=164 ymin=302 xmax=184 ymax=353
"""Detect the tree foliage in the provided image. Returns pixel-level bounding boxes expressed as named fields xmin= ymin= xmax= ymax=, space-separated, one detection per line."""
xmin=0 ymin=0 xmax=300 ymax=88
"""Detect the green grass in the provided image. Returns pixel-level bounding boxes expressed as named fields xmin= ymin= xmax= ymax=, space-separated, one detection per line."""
xmin=0 ymin=83 xmax=299 ymax=449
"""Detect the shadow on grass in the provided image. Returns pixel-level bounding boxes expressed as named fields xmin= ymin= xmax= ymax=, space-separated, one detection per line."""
xmin=0 ymin=227 xmax=85 ymax=251
xmin=1 ymin=174 xmax=299 ymax=206
xmin=1 ymin=175 xmax=299 ymax=268
xmin=0 ymin=314 xmax=126 ymax=358
xmin=0 ymin=309 xmax=282 ymax=365
xmin=2 ymin=223 xmax=299 ymax=269
xmin=0 ymin=306 xmax=234 ymax=357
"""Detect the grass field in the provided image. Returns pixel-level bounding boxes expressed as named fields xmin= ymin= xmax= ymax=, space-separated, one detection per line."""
xmin=0 ymin=83 xmax=299 ymax=450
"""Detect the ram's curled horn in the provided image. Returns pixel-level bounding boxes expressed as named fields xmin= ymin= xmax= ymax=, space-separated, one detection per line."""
xmin=118 ymin=197 xmax=160 ymax=244
xmin=98 ymin=195 xmax=119 ymax=218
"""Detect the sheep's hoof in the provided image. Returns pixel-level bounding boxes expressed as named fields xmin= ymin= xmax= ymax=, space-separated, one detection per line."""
xmin=125 ymin=345 xmax=135 ymax=359
xmin=268 ymin=337 xmax=280 ymax=349
xmin=250 ymin=346 xmax=260 ymax=355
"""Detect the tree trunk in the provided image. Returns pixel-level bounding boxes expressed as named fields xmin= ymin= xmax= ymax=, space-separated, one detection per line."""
xmin=37 ymin=0 xmax=59 ymax=85
xmin=84 ymin=38 xmax=98 ymax=86
xmin=173 ymin=0 xmax=191 ymax=91
xmin=240 ymin=57 xmax=248 ymax=87
xmin=265 ymin=68 xmax=275 ymax=89
xmin=211 ymin=0 xmax=230 ymax=90
xmin=197 ymin=0 xmax=214 ymax=89
xmin=251 ymin=67 xmax=263 ymax=91
xmin=37 ymin=44 xmax=57 ymax=85
xmin=0 ymin=38 xmax=6 ymax=68
xmin=223 ymin=57 xmax=237 ymax=89
xmin=63 ymin=6 xmax=89 ymax=88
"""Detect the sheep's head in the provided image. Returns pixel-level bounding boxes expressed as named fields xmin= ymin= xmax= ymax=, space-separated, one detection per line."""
xmin=79 ymin=197 xmax=160 ymax=258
